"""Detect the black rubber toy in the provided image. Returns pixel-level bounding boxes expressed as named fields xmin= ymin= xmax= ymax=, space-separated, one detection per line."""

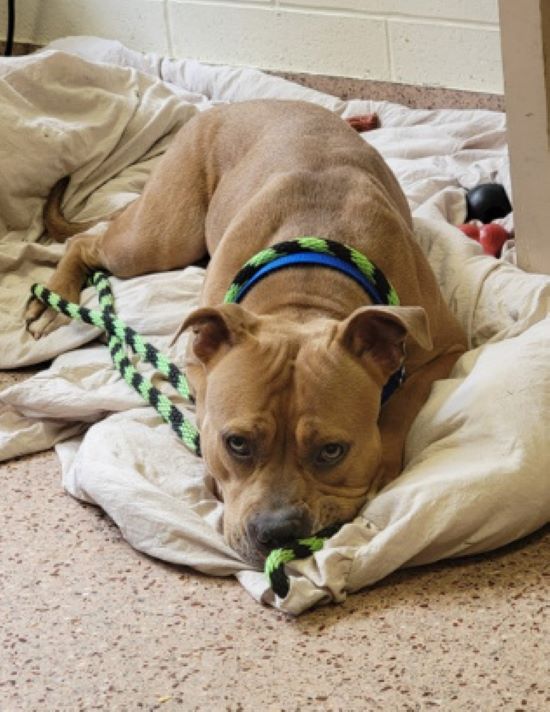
xmin=465 ymin=183 xmax=512 ymax=224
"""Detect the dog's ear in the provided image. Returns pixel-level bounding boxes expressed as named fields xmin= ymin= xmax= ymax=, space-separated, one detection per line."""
xmin=337 ymin=305 xmax=432 ymax=378
xmin=172 ymin=303 xmax=259 ymax=364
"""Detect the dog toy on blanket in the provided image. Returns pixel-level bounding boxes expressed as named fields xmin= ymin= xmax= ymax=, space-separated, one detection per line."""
xmin=264 ymin=522 xmax=342 ymax=598
xmin=30 ymin=270 xmax=341 ymax=597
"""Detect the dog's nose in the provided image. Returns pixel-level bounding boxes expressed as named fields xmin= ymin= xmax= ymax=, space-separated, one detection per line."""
xmin=248 ymin=506 xmax=312 ymax=552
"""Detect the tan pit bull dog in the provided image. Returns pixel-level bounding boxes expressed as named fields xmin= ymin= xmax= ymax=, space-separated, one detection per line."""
xmin=26 ymin=99 xmax=467 ymax=566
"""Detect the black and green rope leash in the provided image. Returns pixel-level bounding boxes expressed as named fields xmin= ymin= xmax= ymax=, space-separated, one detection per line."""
xmin=30 ymin=236 xmax=399 ymax=598
xmin=31 ymin=272 xmax=201 ymax=456
xmin=263 ymin=522 xmax=343 ymax=598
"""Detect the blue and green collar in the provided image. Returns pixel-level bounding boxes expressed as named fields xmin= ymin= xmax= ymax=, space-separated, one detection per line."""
xmin=223 ymin=237 xmax=404 ymax=403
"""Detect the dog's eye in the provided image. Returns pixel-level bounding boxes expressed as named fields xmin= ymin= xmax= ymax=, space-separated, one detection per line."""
xmin=316 ymin=443 xmax=348 ymax=466
xmin=225 ymin=435 xmax=252 ymax=459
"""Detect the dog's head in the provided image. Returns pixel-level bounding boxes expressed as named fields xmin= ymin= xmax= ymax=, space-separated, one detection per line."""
xmin=180 ymin=302 xmax=431 ymax=566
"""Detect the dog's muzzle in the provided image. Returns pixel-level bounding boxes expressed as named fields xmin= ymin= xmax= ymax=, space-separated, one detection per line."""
xmin=246 ymin=506 xmax=312 ymax=554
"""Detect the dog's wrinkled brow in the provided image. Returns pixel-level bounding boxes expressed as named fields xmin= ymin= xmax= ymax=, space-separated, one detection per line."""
xmin=220 ymin=415 xmax=275 ymax=451
xmin=294 ymin=416 xmax=349 ymax=452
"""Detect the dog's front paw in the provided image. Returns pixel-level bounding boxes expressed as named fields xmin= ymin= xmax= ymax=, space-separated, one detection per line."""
xmin=25 ymin=296 xmax=70 ymax=340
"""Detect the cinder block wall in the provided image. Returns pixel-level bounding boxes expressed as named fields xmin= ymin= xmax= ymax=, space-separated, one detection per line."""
xmin=2 ymin=0 xmax=503 ymax=92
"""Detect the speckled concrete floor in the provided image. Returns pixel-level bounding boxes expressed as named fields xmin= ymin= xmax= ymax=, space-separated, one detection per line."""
xmin=1 ymin=368 xmax=549 ymax=711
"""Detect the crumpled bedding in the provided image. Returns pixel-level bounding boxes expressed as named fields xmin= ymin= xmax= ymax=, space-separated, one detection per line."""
xmin=1 ymin=36 xmax=549 ymax=614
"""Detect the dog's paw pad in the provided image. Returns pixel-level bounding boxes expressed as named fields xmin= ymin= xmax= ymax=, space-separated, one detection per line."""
xmin=24 ymin=297 xmax=47 ymax=326
xmin=26 ymin=309 xmax=70 ymax=340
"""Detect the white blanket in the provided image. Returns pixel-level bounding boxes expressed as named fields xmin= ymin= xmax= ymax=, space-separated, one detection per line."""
xmin=1 ymin=37 xmax=549 ymax=614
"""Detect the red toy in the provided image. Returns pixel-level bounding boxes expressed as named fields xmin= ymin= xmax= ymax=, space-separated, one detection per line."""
xmin=457 ymin=223 xmax=480 ymax=241
xmin=456 ymin=222 xmax=510 ymax=257
xmin=345 ymin=113 xmax=380 ymax=132
xmin=479 ymin=223 xmax=509 ymax=257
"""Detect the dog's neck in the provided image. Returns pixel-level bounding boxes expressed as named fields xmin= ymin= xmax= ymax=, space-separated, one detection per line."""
xmin=237 ymin=267 xmax=372 ymax=321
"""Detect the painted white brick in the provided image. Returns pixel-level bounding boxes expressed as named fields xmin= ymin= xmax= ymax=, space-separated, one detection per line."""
xmin=10 ymin=0 xmax=169 ymax=54
xmin=189 ymin=0 xmax=273 ymax=3
xmin=281 ymin=0 xmax=500 ymax=24
xmin=3 ymin=0 xmax=504 ymax=93
xmin=389 ymin=20 xmax=503 ymax=92
xmin=168 ymin=2 xmax=390 ymax=79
